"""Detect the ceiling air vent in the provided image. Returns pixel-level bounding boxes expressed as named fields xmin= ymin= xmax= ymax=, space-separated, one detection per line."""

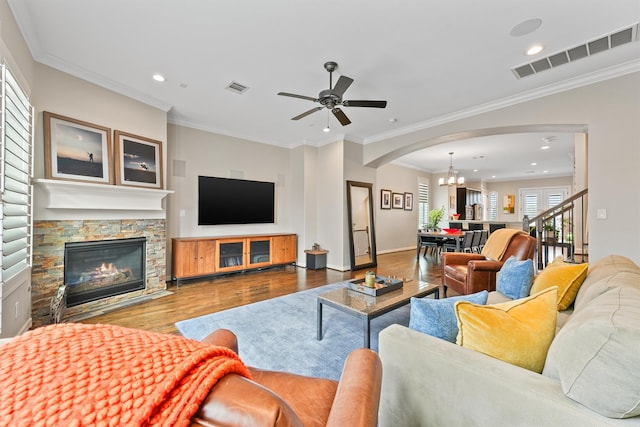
xmin=225 ymin=81 xmax=250 ymax=94
xmin=511 ymin=23 xmax=639 ymax=79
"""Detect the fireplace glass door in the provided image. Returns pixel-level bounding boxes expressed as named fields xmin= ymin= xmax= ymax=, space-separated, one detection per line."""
xmin=64 ymin=237 xmax=146 ymax=306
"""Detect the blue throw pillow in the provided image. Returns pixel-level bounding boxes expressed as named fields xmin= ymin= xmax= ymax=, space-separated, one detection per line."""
xmin=409 ymin=291 xmax=488 ymax=342
xmin=496 ymin=256 xmax=535 ymax=300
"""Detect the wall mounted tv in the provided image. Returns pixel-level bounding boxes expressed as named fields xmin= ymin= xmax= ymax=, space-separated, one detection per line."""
xmin=198 ymin=176 xmax=275 ymax=225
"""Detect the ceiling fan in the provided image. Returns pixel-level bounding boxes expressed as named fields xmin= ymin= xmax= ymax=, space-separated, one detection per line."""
xmin=277 ymin=61 xmax=387 ymax=126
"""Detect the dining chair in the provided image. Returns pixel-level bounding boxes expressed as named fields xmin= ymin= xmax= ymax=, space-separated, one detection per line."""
xmin=468 ymin=223 xmax=484 ymax=231
xmin=470 ymin=230 xmax=483 ymax=253
xmin=418 ymin=235 xmax=441 ymax=258
xmin=478 ymin=229 xmax=489 ymax=252
xmin=489 ymin=223 xmax=506 ymax=233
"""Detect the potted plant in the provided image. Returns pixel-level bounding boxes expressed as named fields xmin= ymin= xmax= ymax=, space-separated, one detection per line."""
xmin=428 ymin=206 xmax=445 ymax=231
xmin=543 ymin=220 xmax=556 ymax=241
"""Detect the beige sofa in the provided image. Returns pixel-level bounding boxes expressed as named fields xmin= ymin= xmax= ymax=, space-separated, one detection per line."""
xmin=379 ymin=254 xmax=640 ymax=426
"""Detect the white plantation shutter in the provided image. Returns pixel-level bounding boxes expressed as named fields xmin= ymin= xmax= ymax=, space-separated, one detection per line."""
xmin=417 ymin=183 xmax=429 ymax=228
xmin=1 ymin=64 xmax=33 ymax=282
xmin=488 ymin=191 xmax=498 ymax=220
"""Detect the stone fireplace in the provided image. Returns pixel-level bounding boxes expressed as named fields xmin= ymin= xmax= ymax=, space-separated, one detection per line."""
xmin=31 ymin=179 xmax=172 ymax=327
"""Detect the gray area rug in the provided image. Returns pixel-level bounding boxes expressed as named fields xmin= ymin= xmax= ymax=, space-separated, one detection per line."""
xmin=176 ymin=281 xmax=413 ymax=380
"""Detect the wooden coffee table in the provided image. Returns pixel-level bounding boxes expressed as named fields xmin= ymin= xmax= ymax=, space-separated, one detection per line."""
xmin=316 ymin=280 xmax=440 ymax=348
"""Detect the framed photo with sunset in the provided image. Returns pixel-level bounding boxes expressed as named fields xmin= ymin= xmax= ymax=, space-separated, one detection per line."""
xmin=114 ymin=130 xmax=163 ymax=189
xmin=43 ymin=112 xmax=113 ymax=184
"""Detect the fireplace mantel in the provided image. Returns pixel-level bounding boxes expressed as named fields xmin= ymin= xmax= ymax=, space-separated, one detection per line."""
xmin=33 ymin=179 xmax=173 ymax=220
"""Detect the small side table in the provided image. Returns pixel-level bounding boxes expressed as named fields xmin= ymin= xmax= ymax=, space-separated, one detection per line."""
xmin=305 ymin=249 xmax=329 ymax=270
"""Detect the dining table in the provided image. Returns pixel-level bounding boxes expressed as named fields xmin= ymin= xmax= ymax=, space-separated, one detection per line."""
xmin=417 ymin=230 xmax=465 ymax=256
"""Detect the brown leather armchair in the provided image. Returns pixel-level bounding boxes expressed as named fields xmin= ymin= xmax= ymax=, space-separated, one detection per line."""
xmin=191 ymin=328 xmax=383 ymax=427
xmin=441 ymin=230 xmax=536 ymax=296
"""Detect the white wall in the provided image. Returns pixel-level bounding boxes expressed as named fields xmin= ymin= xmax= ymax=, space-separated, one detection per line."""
xmin=166 ymin=123 xmax=293 ymax=237
xmin=365 ymin=72 xmax=640 ymax=264
xmin=375 ymin=163 xmax=429 ymax=253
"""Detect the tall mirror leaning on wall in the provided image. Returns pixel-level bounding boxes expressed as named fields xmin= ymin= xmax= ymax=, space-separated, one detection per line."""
xmin=346 ymin=180 xmax=377 ymax=270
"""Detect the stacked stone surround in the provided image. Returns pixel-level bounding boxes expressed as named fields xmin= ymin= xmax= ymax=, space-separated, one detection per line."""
xmin=31 ymin=219 xmax=167 ymax=327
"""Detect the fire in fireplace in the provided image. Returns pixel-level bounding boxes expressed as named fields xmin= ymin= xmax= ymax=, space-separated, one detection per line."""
xmin=64 ymin=237 xmax=146 ymax=306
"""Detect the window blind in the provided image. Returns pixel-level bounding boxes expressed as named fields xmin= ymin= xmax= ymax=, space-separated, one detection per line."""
xmin=488 ymin=191 xmax=498 ymax=220
xmin=1 ymin=64 xmax=33 ymax=283
xmin=417 ymin=183 xmax=429 ymax=228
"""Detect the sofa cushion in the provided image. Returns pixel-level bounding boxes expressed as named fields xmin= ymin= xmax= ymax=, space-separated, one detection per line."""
xmin=455 ymin=287 xmax=557 ymax=373
xmin=574 ymin=255 xmax=640 ymax=310
xmin=409 ymin=291 xmax=488 ymax=342
xmin=529 ymin=257 xmax=588 ymax=310
xmin=542 ymin=287 xmax=640 ymax=418
xmin=496 ymin=256 xmax=534 ymax=299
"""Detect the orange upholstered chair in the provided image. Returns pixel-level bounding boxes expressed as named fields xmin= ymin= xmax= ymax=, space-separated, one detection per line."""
xmin=441 ymin=229 xmax=536 ymax=296
xmin=191 ymin=328 xmax=383 ymax=427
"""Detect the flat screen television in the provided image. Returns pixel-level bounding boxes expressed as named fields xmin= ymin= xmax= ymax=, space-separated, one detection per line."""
xmin=198 ymin=176 xmax=275 ymax=225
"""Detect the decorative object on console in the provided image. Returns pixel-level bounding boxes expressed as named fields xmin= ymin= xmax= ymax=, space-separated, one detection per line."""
xmin=114 ymin=130 xmax=163 ymax=189
xmin=43 ymin=111 xmax=113 ymax=185
xmin=409 ymin=290 xmax=488 ymax=342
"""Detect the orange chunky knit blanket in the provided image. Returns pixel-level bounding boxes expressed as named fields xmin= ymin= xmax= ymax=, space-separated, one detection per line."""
xmin=0 ymin=323 xmax=251 ymax=426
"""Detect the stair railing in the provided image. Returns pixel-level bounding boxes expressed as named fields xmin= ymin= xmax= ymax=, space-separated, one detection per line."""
xmin=525 ymin=188 xmax=588 ymax=270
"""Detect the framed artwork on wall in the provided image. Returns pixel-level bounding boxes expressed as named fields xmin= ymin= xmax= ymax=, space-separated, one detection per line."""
xmin=114 ymin=130 xmax=163 ymax=189
xmin=381 ymin=189 xmax=392 ymax=209
xmin=404 ymin=192 xmax=413 ymax=211
xmin=392 ymin=192 xmax=404 ymax=209
xmin=43 ymin=112 xmax=113 ymax=184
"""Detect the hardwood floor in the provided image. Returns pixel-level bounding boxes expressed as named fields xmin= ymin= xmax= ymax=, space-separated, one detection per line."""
xmin=80 ymin=249 xmax=443 ymax=335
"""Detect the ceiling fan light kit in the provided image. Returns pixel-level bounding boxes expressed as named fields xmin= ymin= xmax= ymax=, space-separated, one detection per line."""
xmin=278 ymin=61 xmax=387 ymax=127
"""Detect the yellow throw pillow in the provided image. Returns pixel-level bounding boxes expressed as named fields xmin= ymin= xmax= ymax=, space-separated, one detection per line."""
xmin=530 ymin=258 xmax=588 ymax=310
xmin=455 ymin=287 xmax=558 ymax=373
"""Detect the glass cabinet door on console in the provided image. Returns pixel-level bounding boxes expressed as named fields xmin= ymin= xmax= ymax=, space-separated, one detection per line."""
xmin=216 ymin=239 xmax=245 ymax=272
xmin=247 ymin=238 xmax=271 ymax=268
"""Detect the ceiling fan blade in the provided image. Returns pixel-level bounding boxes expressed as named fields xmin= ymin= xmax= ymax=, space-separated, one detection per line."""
xmin=332 ymin=108 xmax=351 ymax=126
xmin=291 ymin=106 xmax=323 ymax=120
xmin=343 ymin=100 xmax=387 ymax=108
xmin=278 ymin=92 xmax=318 ymax=102
xmin=331 ymin=76 xmax=354 ymax=97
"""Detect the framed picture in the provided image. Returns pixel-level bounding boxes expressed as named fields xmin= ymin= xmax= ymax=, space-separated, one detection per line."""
xmin=404 ymin=192 xmax=413 ymax=211
xmin=43 ymin=112 xmax=113 ymax=184
xmin=392 ymin=192 xmax=404 ymax=209
xmin=114 ymin=130 xmax=163 ymax=189
xmin=380 ymin=189 xmax=392 ymax=209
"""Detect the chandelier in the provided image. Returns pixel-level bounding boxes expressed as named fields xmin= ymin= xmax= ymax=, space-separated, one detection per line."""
xmin=439 ymin=152 xmax=465 ymax=186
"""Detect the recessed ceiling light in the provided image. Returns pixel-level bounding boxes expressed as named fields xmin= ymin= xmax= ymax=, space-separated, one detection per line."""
xmin=388 ymin=118 xmax=398 ymax=123
xmin=541 ymin=145 xmax=550 ymax=150
xmin=473 ymin=169 xmax=479 ymax=172
xmin=531 ymin=162 xmax=537 ymax=166
xmin=526 ymin=45 xmax=544 ymax=56
xmin=152 ymin=73 xmax=166 ymax=82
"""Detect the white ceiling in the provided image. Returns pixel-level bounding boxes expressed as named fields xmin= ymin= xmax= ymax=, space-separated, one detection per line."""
xmin=7 ymin=0 xmax=640 ymax=180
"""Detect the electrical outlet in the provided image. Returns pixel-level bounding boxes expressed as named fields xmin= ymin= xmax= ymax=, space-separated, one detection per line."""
xmin=597 ymin=209 xmax=607 ymax=220
xmin=180 ymin=210 xmax=186 ymax=217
